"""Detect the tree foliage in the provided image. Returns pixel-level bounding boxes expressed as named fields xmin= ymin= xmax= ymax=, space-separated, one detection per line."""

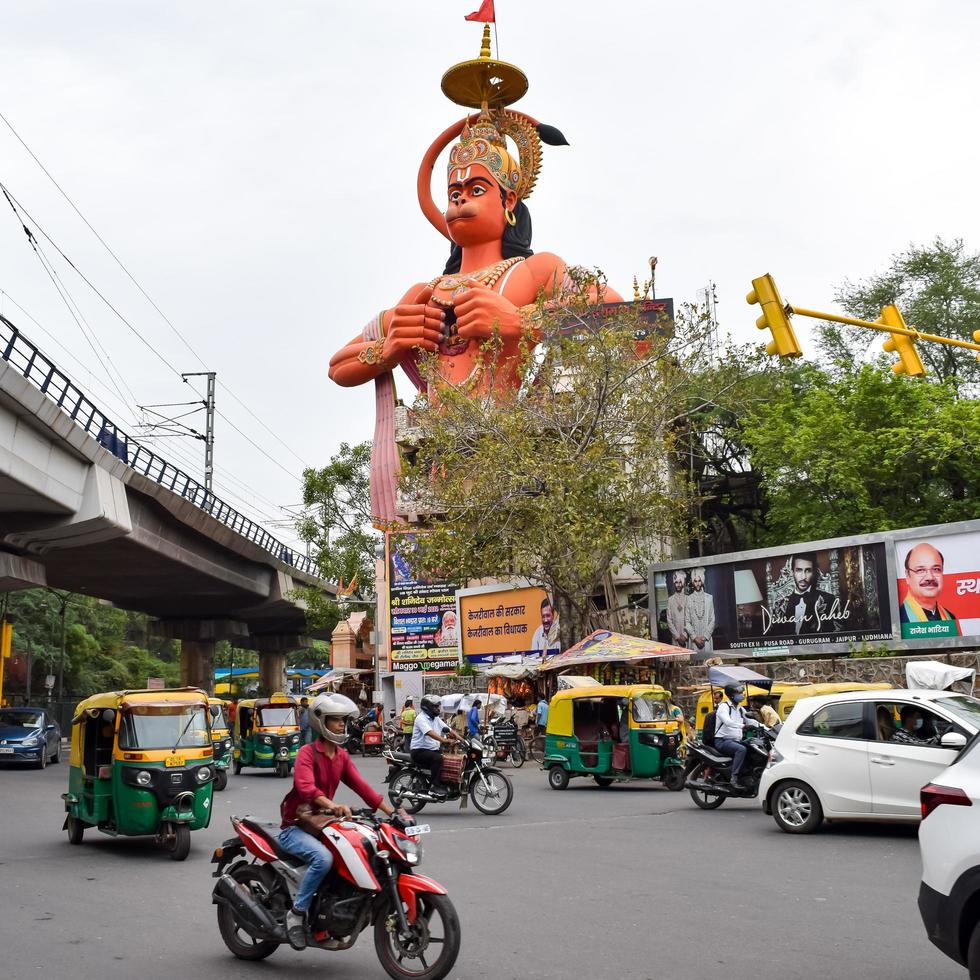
xmin=294 ymin=441 xmax=379 ymax=634
xmin=399 ymin=272 xmax=722 ymax=647
xmin=818 ymin=237 xmax=980 ymax=387
xmin=738 ymin=361 xmax=980 ymax=543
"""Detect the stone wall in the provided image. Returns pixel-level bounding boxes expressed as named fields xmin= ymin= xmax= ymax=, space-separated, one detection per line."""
xmin=423 ymin=674 xmax=489 ymax=696
xmin=660 ymin=650 xmax=980 ymax=716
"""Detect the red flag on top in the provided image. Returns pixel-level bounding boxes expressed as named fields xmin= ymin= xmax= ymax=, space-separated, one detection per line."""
xmin=465 ymin=0 xmax=495 ymax=22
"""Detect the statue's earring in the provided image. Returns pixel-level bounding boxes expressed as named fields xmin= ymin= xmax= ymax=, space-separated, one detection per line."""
xmin=504 ymin=208 xmax=517 ymax=227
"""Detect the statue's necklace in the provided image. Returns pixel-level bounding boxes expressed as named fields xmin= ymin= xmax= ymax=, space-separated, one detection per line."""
xmin=428 ymin=256 xmax=525 ymax=357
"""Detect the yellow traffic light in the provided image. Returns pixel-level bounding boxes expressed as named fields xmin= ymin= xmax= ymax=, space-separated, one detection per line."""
xmin=879 ymin=305 xmax=925 ymax=377
xmin=746 ymin=274 xmax=802 ymax=358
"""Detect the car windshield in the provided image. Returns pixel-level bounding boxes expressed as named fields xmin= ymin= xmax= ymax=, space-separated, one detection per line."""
xmin=257 ymin=706 xmax=296 ymax=727
xmin=0 ymin=709 xmax=42 ymax=727
xmin=632 ymin=697 xmax=669 ymax=722
xmin=119 ymin=706 xmax=210 ymax=749
xmin=935 ymin=695 xmax=980 ymax=730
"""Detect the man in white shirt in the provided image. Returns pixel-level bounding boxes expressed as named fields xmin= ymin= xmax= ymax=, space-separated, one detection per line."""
xmin=410 ymin=695 xmax=460 ymax=797
xmin=714 ymin=684 xmax=756 ymax=788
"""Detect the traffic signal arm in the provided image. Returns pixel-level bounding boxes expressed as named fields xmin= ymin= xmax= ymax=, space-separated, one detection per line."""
xmin=790 ymin=305 xmax=980 ymax=354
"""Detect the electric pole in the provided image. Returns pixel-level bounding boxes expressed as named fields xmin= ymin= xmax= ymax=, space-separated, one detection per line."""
xmin=181 ymin=372 xmax=216 ymax=491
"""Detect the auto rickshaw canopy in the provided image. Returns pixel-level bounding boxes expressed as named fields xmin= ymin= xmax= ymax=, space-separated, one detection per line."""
xmin=72 ymin=688 xmax=208 ymax=724
xmin=546 ymin=684 xmax=672 ymax=738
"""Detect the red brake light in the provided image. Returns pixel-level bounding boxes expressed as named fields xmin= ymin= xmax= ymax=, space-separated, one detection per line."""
xmin=921 ymin=783 xmax=973 ymax=820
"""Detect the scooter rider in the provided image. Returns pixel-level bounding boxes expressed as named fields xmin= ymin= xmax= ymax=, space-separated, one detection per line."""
xmin=278 ymin=692 xmax=407 ymax=950
xmin=714 ymin=684 xmax=758 ymax=789
xmin=411 ymin=695 xmax=461 ymax=798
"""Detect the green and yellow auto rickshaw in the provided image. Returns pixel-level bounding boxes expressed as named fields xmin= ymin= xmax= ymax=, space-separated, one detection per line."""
xmin=208 ymin=696 xmax=232 ymax=791
xmin=542 ymin=684 xmax=686 ymax=791
xmin=61 ymin=688 xmax=215 ymax=860
xmin=232 ymin=692 xmax=300 ymax=777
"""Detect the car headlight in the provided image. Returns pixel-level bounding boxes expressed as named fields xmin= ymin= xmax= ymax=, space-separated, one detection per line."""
xmin=196 ymin=767 xmax=212 ymax=782
xmin=262 ymin=735 xmax=272 ymax=745
xmin=401 ymin=839 xmax=422 ymax=865
xmin=136 ymin=770 xmax=152 ymax=786
xmin=22 ymin=735 xmax=41 ymax=746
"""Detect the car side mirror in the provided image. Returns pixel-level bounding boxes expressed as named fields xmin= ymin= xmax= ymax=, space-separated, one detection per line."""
xmin=940 ymin=731 xmax=968 ymax=750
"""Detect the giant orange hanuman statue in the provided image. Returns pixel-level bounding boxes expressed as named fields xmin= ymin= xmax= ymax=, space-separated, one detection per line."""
xmin=328 ymin=26 xmax=622 ymax=525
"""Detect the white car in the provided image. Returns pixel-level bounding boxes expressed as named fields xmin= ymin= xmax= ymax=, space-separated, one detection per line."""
xmin=759 ymin=689 xmax=980 ymax=834
xmin=919 ymin=737 xmax=980 ymax=977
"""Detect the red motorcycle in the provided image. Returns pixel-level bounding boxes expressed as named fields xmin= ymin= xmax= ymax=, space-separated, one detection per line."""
xmin=211 ymin=809 xmax=460 ymax=980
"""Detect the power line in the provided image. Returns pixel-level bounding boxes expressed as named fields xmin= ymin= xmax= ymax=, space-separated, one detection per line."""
xmin=0 ymin=107 xmax=311 ymax=471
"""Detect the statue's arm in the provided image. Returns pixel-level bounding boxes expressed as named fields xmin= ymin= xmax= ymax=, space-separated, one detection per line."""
xmin=524 ymin=252 xmax=625 ymax=303
xmin=328 ymin=282 xmax=438 ymax=388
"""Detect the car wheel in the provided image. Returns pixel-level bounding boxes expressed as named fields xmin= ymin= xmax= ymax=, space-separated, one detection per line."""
xmin=772 ymin=780 xmax=823 ymax=834
xmin=51 ymin=742 xmax=61 ymax=764
xmin=967 ymin=917 xmax=980 ymax=980
xmin=35 ymin=749 xmax=47 ymax=771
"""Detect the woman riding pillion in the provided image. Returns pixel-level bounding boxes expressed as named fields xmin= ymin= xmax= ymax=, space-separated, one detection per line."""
xmin=278 ymin=692 xmax=408 ymax=950
xmin=410 ymin=695 xmax=462 ymax=798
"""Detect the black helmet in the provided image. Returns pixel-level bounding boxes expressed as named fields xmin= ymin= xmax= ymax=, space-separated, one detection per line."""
xmin=420 ymin=695 xmax=442 ymax=719
xmin=724 ymin=684 xmax=745 ymax=703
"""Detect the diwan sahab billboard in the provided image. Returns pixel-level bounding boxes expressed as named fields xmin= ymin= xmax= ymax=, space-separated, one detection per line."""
xmin=895 ymin=529 xmax=980 ymax=641
xmin=651 ymin=542 xmax=893 ymax=656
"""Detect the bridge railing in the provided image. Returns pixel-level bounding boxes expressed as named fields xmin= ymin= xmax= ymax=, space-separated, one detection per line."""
xmin=0 ymin=314 xmax=318 ymax=577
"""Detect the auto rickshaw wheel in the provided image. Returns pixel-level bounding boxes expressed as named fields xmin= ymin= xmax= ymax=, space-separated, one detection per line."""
xmin=214 ymin=769 xmax=228 ymax=791
xmin=233 ymin=758 xmax=242 ymax=775
xmin=66 ymin=816 xmax=84 ymax=845
xmin=275 ymin=761 xmax=289 ymax=778
xmin=165 ymin=822 xmax=192 ymax=861
xmin=662 ymin=766 xmax=686 ymax=792
xmin=548 ymin=766 xmax=570 ymax=790
xmin=593 ymin=775 xmax=614 ymax=788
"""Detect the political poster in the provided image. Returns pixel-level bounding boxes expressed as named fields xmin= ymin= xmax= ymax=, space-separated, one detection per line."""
xmin=458 ymin=585 xmax=558 ymax=665
xmin=895 ymin=531 xmax=980 ymax=640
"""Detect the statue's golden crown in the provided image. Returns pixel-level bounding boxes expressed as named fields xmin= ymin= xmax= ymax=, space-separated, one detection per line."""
xmin=447 ymin=108 xmax=542 ymax=202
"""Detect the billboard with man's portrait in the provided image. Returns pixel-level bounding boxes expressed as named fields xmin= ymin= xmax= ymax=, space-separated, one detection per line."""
xmin=895 ymin=530 xmax=980 ymax=640
xmin=652 ymin=543 xmax=893 ymax=655
xmin=457 ymin=584 xmax=559 ymax=666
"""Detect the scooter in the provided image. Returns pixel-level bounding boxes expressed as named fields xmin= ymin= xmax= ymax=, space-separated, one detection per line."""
xmin=211 ymin=809 xmax=460 ymax=980
xmin=683 ymin=725 xmax=775 ymax=810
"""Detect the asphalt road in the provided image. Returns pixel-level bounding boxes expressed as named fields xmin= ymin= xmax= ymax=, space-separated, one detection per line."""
xmin=0 ymin=752 xmax=965 ymax=980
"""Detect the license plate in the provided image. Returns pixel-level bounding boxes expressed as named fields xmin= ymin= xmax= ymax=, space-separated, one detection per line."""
xmin=165 ymin=755 xmax=185 ymax=768
xmin=404 ymin=824 xmax=430 ymax=836
xmin=0 ymin=747 xmax=13 ymax=754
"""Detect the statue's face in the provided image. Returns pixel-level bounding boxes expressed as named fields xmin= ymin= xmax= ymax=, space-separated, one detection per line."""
xmin=445 ymin=164 xmax=516 ymax=247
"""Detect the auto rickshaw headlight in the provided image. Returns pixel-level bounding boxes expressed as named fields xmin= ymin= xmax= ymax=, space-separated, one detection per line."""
xmin=196 ymin=767 xmax=212 ymax=782
xmin=262 ymin=735 xmax=272 ymax=745
xmin=291 ymin=735 xmax=300 ymax=744
xmin=224 ymin=739 xmax=232 ymax=749
xmin=136 ymin=770 xmax=152 ymax=786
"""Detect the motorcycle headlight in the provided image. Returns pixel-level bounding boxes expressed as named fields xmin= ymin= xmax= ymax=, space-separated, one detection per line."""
xmin=401 ymin=839 xmax=422 ymax=865
xmin=196 ymin=767 xmax=212 ymax=782
xmin=262 ymin=735 xmax=272 ymax=745
xmin=136 ymin=770 xmax=152 ymax=786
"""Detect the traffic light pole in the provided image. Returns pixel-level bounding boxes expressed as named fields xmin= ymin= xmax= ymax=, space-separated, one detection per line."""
xmin=788 ymin=305 xmax=980 ymax=354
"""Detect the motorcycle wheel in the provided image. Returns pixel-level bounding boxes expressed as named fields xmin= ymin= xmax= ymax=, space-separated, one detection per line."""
xmin=662 ymin=766 xmax=686 ymax=792
xmin=216 ymin=864 xmax=281 ymax=961
xmin=509 ymin=743 xmax=526 ymax=768
xmin=214 ymin=769 xmax=228 ymax=792
xmin=470 ymin=768 xmax=513 ymax=815
xmin=389 ymin=770 xmax=427 ymax=814
xmin=375 ymin=891 xmax=460 ymax=980
xmin=165 ymin=823 xmax=192 ymax=861
xmin=686 ymin=763 xmax=725 ymax=809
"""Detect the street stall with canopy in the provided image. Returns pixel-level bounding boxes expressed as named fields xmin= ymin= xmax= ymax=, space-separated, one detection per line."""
xmin=905 ymin=660 xmax=977 ymax=693
xmin=540 ymin=630 xmax=691 ymax=688
xmin=485 ymin=655 xmax=542 ymax=704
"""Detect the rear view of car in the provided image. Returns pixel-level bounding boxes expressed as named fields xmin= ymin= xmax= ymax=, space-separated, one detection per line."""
xmin=918 ymin=736 xmax=980 ymax=977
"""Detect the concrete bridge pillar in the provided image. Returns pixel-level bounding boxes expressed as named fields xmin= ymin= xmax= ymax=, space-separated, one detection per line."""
xmin=258 ymin=651 xmax=288 ymax=696
xmin=180 ymin=639 xmax=214 ymax=692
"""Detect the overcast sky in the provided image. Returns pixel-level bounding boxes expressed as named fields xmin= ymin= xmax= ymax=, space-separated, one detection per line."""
xmin=2 ymin=1 xmax=977 ymax=549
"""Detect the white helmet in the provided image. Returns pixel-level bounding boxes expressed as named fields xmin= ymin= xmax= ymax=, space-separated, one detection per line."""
xmin=309 ymin=693 xmax=358 ymax=744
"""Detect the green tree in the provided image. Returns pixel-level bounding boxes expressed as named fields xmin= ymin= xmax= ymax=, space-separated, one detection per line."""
xmin=294 ymin=441 xmax=380 ymax=634
xmin=818 ymin=237 xmax=980 ymax=387
xmin=399 ymin=273 xmax=719 ymax=648
xmin=740 ymin=361 xmax=980 ymax=542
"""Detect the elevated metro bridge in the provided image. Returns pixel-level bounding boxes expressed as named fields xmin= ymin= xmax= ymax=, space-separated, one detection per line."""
xmin=0 ymin=314 xmax=333 ymax=692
